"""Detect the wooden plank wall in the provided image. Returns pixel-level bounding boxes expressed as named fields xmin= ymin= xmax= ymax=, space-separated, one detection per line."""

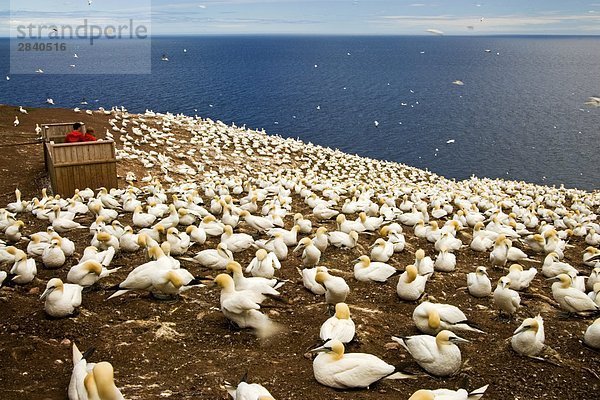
xmin=46 ymin=140 xmax=118 ymax=197
xmin=43 ymin=123 xmax=83 ymax=144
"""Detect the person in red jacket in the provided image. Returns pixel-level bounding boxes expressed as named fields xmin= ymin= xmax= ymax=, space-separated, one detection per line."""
xmin=65 ymin=123 xmax=97 ymax=143
xmin=82 ymin=127 xmax=98 ymax=142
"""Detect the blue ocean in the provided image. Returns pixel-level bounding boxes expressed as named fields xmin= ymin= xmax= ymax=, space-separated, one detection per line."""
xmin=1 ymin=36 xmax=599 ymax=190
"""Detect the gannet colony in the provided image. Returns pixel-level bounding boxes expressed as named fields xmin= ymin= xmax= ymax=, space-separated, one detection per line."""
xmin=1 ymin=107 xmax=599 ymax=399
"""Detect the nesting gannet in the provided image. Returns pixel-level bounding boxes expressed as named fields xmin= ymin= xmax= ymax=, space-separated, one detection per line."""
xmin=583 ymin=247 xmax=600 ymax=267
xmin=392 ymin=330 xmax=469 ymax=377
xmin=493 ymin=277 xmax=521 ymax=317
xmin=413 ymin=302 xmax=484 ymax=335
xmin=214 ymin=274 xmax=279 ymax=338
xmin=41 ymin=278 xmax=83 ymax=318
xmin=434 ymin=247 xmax=456 ymax=272
xmin=41 ymin=238 xmax=67 ymax=269
xmin=225 ymin=379 xmax=275 ymax=400
xmin=415 ymin=249 xmax=434 ymax=276
xmin=8 ymin=248 xmax=37 ymax=284
xmin=256 ymin=232 xmax=288 ymax=261
xmin=380 ymin=225 xmax=405 ymax=252
xmin=92 ymin=231 xmax=120 ymax=252
xmin=67 ymin=260 xmax=120 ymax=287
xmin=166 ymin=227 xmax=191 ymax=255
xmin=293 ymin=213 xmax=312 ymax=234
xmin=267 ymin=225 xmax=300 ymax=246
xmin=80 ymin=246 xmax=116 ymax=267
xmin=328 ymin=230 xmax=359 ymax=249
xmin=119 ymin=226 xmax=140 ymax=253
xmin=221 ymin=225 xmax=255 ymax=253
xmin=311 ymin=340 xmax=411 ymax=389
xmin=226 ymin=261 xmax=281 ymax=295
xmin=69 ymin=344 xmax=124 ymax=400
xmin=551 ymin=274 xmax=599 ymax=314
xmin=587 ymin=267 xmax=600 ymax=292
xmin=133 ymin=206 xmax=157 ymax=228
xmin=353 ymin=255 xmax=398 ymax=282
xmin=584 ymin=318 xmax=600 ymax=349
xmin=239 ymin=210 xmax=275 ymax=233
xmin=490 ymin=235 xmax=510 ymax=268
xmin=312 ymin=227 xmax=329 ymax=252
xmin=27 ymin=233 xmax=50 ymax=257
xmin=320 ymin=303 xmax=355 ymax=344
xmin=505 ymin=264 xmax=537 ymax=290
xmin=294 ymin=237 xmax=321 ymax=267
xmin=397 ymin=264 xmax=428 ymax=301
xmin=370 ymin=238 xmax=394 ymax=262
xmin=408 ymin=385 xmax=489 ymax=400
xmin=4 ymin=220 xmax=24 ymax=242
xmin=466 ymin=266 xmax=491 ymax=298
xmin=313 ymin=204 xmax=339 ymax=221
xmin=184 ymin=243 xmax=234 ymax=269
xmin=109 ymin=264 xmax=197 ymax=300
xmin=302 ymin=266 xmax=328 ymax=295
xmin=542 ymin=252 xmax=578 ymax=278
xmin=315 ymin=270 xmax=350 ymax=305
xmin=186 ymin=225 xmax=207 ymax=245
xmin=52 ymin=211 xmax=85 ymax=233
xmin=511 ymin=315 xmax=545 ymax=357
xmin=246 ymin=249 xmax=281 ymax=278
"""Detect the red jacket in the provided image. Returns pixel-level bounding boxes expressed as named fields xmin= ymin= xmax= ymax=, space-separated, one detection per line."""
xmin=65 ymin=130 xmax=97 ymax=143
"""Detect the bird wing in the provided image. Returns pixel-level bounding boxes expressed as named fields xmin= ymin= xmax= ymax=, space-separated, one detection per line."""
xmin=269 ymin=252 xmax=282 ymax=269
xmin=563 ymin=292 xmax=597 ymax=312
xmin=222 ymin=293 xmax=261 ymax=314
xmin=332 ymin=354 xmax=391 ymax=388
xmin=403 ymin=336 xmax=437 ymax=363
xmin=467 ymin=273 xmax=475 ymax=287
xmin=66 ymin=284 xmax=83 ymax=307
xmin=435 ymin=304 xmax=467 ymax=324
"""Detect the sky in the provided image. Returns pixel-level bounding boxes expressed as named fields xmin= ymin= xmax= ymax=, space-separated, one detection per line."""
xmin=2 ymin=0 xmax=600 ymax=36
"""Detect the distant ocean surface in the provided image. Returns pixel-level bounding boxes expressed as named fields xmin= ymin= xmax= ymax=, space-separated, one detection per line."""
xmin=1 ymin=36 xmax=599 ymax=190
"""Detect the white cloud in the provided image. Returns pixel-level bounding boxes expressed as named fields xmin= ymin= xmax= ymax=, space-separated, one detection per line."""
xmin=378 ymin=13 xmax=600 ymax=33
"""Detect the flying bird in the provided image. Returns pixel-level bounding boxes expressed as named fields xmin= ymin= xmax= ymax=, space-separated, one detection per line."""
xmin=426 ymin=29 xmax=444 ymax=36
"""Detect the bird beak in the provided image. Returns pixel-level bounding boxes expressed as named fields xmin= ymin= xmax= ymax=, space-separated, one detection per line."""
xmin=309 ymin=345 xmax=331 ymax=353
xmin=451 ymin=337 xmax=470 ymax=344
xmin=40 ymin=287 xmax=54 ymax=300
xmin=513 ymin=325 xmax=529 ymax=335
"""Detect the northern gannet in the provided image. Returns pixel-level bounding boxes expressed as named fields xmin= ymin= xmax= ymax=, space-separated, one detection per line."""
xmin=320 ymin=302 xmax=355 ymax=344
xmin=315 ymin=270 xmax=350 ymax=305
xmin=41 ymin=278 xmax=83 ymax=318
xmin=584 ymin=318 xmax=600 ymax=349
xmin=551 ymin=274 xmax=599 ymax=314
xmin=353 ymin=255 xmax=398 ymax=283
xmin=493 ymin=277 xmax=521 ymax=317
xmin=246 ymin=249 xmax=281 ymax=278
xmin=393 ymin=330 xmax=469 ymax=377
xmin=506 ymin=264 xmax=537 ymax=290
xmin=311 ymin=340 xmax=412 ymax=389
xmin=214 ymin=274 xmax=279 ymax=338
xmin=396 ymin=264 xmax=428 ymax=301
xmin=466 ymin=266 xmax=491 ymax=298
xmin=511 ymin=315 xmax=545 ymax=357
xmin=413 ymin=302 xmax=484 ymax=335
xmin=294 ymin=237 xmax=321 ymax=267
xmin=408 ymin=385 xmax=489 ymax=400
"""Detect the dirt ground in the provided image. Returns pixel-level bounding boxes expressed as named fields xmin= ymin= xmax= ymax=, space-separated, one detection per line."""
xmin=0 ymin=104 xmax=598 ymax=400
